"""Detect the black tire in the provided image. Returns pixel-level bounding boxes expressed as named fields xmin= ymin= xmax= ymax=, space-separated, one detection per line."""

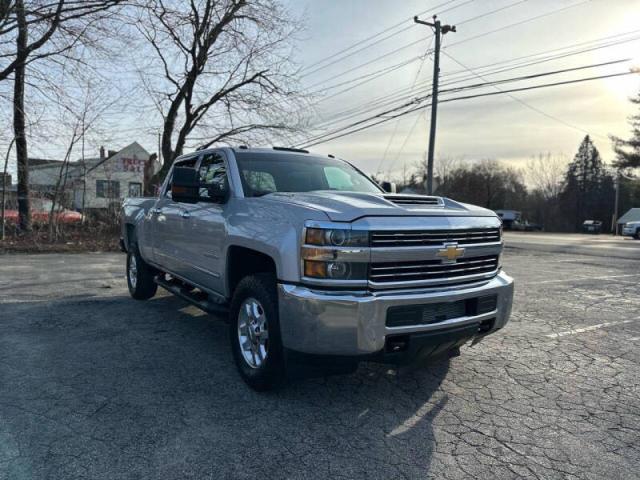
xmin=635 ymin=229 xmax=640 ymax=240
xmin=126 ymin=246 xmax=158 ymax=300
xmin=229 ymin=273 xmax=285 ymax=391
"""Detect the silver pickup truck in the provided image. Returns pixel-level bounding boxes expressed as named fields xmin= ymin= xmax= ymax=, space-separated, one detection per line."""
xmin=121 ymin=147 xmax=514 ymax=390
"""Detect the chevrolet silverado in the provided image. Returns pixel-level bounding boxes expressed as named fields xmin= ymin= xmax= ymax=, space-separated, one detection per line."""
xmin=121 ymin=147 xmax=514 ymax=390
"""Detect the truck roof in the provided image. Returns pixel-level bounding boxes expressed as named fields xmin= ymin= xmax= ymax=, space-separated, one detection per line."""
xmin=227 ymin=146 xmax=339 ymax=160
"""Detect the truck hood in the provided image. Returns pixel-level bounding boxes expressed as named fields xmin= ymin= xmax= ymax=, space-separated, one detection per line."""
xmin=264 ymin=191 xmax=497 ymax=222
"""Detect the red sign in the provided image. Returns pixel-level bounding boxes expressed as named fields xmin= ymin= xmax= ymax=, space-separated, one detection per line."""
xmin=119 ymin=157 xmax=145 ymax=173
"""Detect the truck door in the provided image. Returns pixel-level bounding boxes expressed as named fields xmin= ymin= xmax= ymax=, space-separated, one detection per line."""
xmin=180 ymin=150 xmax=228 ymax=294
xmin=151 ymin=155 xmax=200 ymax=275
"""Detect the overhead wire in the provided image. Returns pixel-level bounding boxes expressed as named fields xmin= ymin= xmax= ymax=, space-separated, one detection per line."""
xmin=300 ymin=0 xmax=474 ymax=78
xmin=307 ymin=32 xmax=640 ymax=133
xmin=303 ymin=0 xmax=591 ymax=93
xmin=294 ymin=70 xmax=637 ymax=149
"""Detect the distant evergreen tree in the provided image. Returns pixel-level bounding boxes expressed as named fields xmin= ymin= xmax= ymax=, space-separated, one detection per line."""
xmin=561 ymin=135 xmax=615 ymax=231
xmin=612 ymin=90 xmax=640 ymax=169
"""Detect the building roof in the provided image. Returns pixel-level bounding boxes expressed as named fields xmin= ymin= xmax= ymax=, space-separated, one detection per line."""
xmin=618 ymin=208 xmax=640 ymax=224
xmin=29 ymin=158 xmax=63 ymax=166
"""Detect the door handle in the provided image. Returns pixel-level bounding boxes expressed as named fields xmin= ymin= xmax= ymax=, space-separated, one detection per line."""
xmin=181 ymin=210 xmax=191 ymax=219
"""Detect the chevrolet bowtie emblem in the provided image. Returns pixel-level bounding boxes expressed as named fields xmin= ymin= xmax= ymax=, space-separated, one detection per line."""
xmin=437 ymin=244 xmax=465 ymax=262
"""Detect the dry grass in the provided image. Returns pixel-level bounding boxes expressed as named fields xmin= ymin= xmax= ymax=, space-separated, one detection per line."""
xmin=0 ymin=222 xmax=121 ymax=254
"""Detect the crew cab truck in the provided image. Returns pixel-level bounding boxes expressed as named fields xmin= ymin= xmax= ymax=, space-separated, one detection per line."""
xmin=121 ymin=147 xmax=514 ymax=390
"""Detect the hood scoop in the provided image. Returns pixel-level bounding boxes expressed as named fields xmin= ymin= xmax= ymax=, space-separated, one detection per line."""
xmin=383 ymin=194 xmax=444 ymax=206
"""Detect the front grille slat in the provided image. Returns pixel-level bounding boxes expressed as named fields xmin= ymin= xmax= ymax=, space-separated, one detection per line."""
xmin=371 ymin=258 xmax=496 ymax=271
xmin=371 ymin=264 xmax=497 ymax=277
xmin=374 ymin=229 xmax=500 ymax=238
xmin=371 ymin=228 xmax=501 ymax=247
xmin=371 ymin=229 xmax=500 ymax=247
xmin=370 ymin=255 xmax=499 ymax=284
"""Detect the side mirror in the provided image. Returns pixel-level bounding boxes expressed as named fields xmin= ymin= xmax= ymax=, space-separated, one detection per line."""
xmin=380 ymin=181 xmax=397 ymax=193
xmin=171 ymin=167 xmax=199 ymax=203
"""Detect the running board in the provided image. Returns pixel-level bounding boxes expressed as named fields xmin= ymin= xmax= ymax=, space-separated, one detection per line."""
xmin=155 ymin=276 xmax=229 ymax=317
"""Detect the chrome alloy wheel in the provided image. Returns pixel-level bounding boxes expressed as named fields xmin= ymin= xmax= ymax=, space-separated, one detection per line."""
xmin=237 ymin=297 xmax=269 ymax=369
xmin=128 ymin=254 xmax=138 ymax=289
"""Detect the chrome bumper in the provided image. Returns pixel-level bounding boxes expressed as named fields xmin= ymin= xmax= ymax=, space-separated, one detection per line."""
xmin=278 ymin=271 xmax=514 ymax=356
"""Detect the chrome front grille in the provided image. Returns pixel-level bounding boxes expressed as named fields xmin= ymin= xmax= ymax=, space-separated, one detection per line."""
xmin=370 ymin=255 xmax=499 ymax=285
xmin=370 ymin=228 xmax=500 ymax=247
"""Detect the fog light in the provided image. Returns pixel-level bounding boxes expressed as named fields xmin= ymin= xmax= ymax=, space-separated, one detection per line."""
xmin=327 ymin=262 xmax=349 ymax=279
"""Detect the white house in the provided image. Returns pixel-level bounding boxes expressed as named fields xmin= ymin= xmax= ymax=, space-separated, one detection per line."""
xmin=29 ymin=142 xmax=158 ymax=211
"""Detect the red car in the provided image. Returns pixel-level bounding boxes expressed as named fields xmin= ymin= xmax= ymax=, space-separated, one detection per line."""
xmin=3 ymin=209 xmax=83 ymax=224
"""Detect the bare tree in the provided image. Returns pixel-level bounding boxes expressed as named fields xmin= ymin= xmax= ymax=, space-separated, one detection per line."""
xmin=1 ymin=0 xmax=125 ymax=231
xmin=133 ymin=0 xmax=304 ymax=183
xmin=525 ymin=153 xmax=568 ymax=201
xmin=45 ymin=77 xmax=123 ymax=239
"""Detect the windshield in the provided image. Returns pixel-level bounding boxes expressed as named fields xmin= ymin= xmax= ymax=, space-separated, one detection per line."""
xmin=235 ymin=152 xmax=383 ymax=197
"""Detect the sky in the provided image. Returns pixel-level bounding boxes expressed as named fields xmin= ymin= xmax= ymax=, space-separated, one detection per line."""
xmin=283 ymin=0 xmax=640 ymax=179
xmin=3 ymin=0 xmax=640 ymax=182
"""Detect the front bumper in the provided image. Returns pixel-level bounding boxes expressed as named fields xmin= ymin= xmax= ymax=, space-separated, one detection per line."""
xmin=622 ymin=228 xmax=635 ymax=236
xmin=278 ymin=271 xmax=514 ymax=357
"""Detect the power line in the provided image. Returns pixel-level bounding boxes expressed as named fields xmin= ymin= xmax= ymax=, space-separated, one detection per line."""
xmin=377 ymin=37 xmax=434 ymax=173
xmin=295 ymin=70 xmax=637 ymax=149
xmin=303 ymin=0 xmax=531 ymax=79
xmin=439 ymin=58 xmax=631 ymax=95
xmin=297 ymin=28 xmax=640 ymax=145
xmin=444 ymin=0 xmax=591 ymax=50
xmin=304 ymin=0 xmax=590 ymax=92
xmin=306 ymin=48 xmax=640 ymax=136
xmin=385 ymin=110 xmax=425 ymax=176
xmin=304 ymin=29 xmax=640 ymax=142
xmin=440 ymin=50 xmax=611 ymax=140
xmin=456 ymin=0 xmax=528 ymax=26
xmin=299 ymin=0 xmax=466 ymax=75
xmin=307 ymin=1 xmax=541 ymax=98
xmin=311 ymin=28 xmax=640 ymax=105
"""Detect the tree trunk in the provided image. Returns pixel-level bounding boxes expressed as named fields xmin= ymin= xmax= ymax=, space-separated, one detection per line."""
xmin=14 ymin=0 xmax=30 ymax=232
xmin=1 ymin=138 xmax=15 ymax=241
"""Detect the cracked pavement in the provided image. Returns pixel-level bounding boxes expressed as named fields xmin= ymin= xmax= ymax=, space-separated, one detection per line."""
xmin=0 ymin=246 xmax=639 ymax=479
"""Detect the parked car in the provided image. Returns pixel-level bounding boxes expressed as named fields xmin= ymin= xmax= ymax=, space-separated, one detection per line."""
xmin=582 ymin=220 xmax=602 ymax=234
xmin=3 ymin=208 xmax=82 ymax=225
xmin=512 ymin=219 xmax=543 ymax=232
xmin=622 ymin=221 xmax=640 ymax=239
xmin=121 ymin=147 xmax=514 ymax=390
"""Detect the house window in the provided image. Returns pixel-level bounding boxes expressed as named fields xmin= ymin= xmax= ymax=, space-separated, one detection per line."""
xmin=128 ymin=182 xmax=142 ymax=197
xmin=96 ymin=180 xmax=120 ymax=198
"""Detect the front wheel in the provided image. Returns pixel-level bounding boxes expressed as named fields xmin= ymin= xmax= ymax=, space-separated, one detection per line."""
xmin=229 ymin=273 xmax=285 ymax=391
xmin=126 ymin=247 xmax=158 ymax=300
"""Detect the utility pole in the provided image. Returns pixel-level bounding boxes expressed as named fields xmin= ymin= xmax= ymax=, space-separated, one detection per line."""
xmin=612 ymin=171 xmax=620 ymax=235
xmin=414 ymin=15 xmax=455 ymax=194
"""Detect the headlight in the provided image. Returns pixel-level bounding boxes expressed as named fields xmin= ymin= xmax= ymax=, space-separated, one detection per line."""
xmin=305 ymin=227 xmax=369 ymax=247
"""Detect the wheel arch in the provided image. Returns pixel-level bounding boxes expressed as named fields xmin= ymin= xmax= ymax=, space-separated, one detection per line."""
xmin=226 ymin=245 xmax=278 ymax=297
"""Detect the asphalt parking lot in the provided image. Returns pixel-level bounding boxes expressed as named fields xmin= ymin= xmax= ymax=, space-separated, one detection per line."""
xmin=1 ymin=237 xmax=639 ymax=479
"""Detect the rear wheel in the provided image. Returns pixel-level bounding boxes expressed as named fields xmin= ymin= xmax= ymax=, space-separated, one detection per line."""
xmin=229 ymin=273 xmax=285 ymax=391
xmin=635 ymin=228 xmax=640 ymax=240
xmin=126 ymin=247 xmax=158 ymax=300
